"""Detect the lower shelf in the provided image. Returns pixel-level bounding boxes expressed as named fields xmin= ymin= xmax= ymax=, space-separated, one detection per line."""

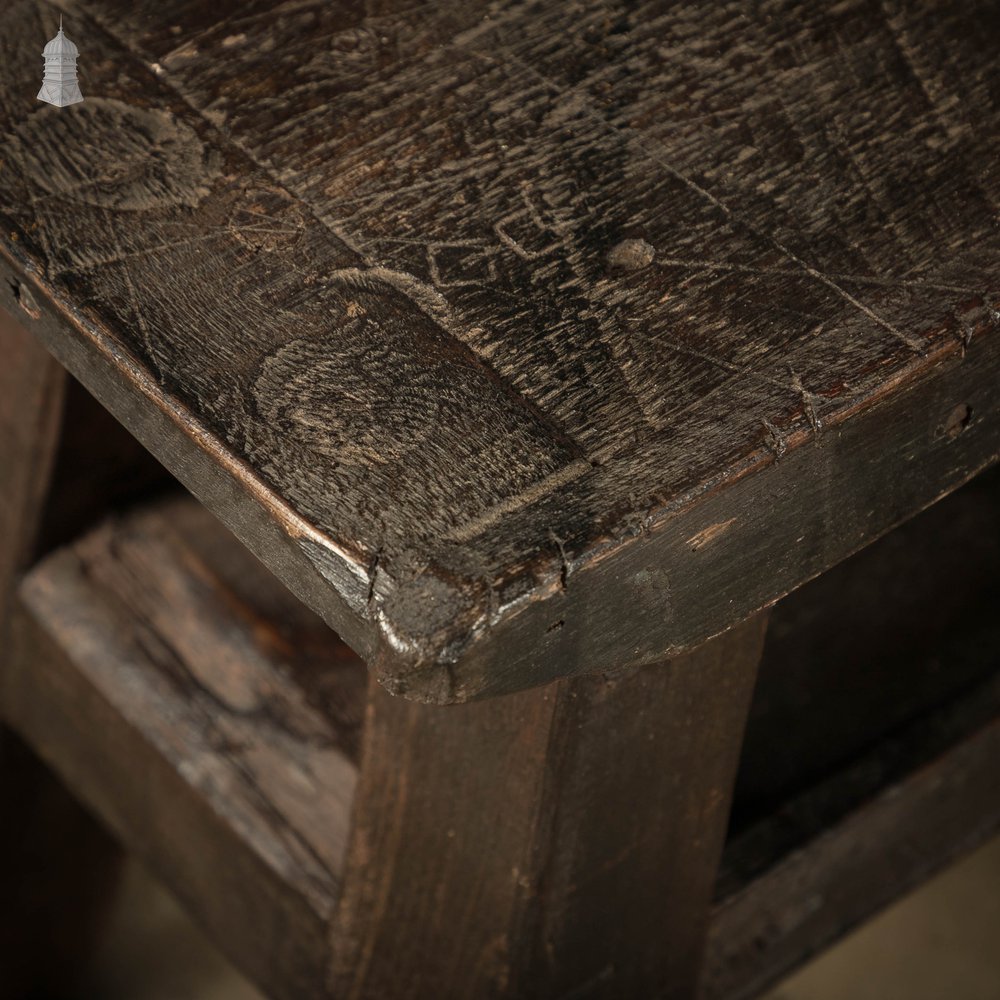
xmin=4 ymin=496 xmax=367 ymax=1000
xmin=706 ymin=661 xmax=1000 ymax=1000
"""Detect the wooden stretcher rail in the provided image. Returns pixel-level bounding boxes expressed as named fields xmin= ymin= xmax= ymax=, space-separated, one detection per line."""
xmin=707 ymin=671 xmax=1000 ymax=999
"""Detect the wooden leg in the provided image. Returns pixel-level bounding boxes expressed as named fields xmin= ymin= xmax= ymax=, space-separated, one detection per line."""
xmin=0 ymin=308 xmax=66 ymax=630
xmin=0 ymin=309 xmax=122 ymax=998
xmin=330 ymin=614 xmax=767 ymax=1000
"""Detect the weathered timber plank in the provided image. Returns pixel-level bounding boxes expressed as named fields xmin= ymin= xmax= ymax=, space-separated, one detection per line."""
xmin=5 ymin=498 xmax=367 ymax=1000
xmin=1 ymin=2 xmax=998 ymax=698
xmin=329 ymin=615 xmax=767 ymax=999
xmin=706 ymin=668 xmax=1000 ymax=1000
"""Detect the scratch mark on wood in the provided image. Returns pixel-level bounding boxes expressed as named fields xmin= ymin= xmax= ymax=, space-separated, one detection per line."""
xmin=549 ymin=529 xmax=572 ymax=591
xmin=761 ymin=419 xmax=788 ymax=460
xmin=687 ymin=518 xmax=739 ymax=551
xmin=467 ymin=48 xmax=928 ymax=355
xmin=653 ymin=256 xmax=982 ymax=297
xmin=789 ymin=370 xmax=825 ymax=435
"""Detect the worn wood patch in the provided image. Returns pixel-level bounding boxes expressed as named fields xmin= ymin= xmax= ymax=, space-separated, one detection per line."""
xmin=1 ymin=1 xmax=998 ymax=698
xmin=7 ymin=498 xmax=367 ymax=1000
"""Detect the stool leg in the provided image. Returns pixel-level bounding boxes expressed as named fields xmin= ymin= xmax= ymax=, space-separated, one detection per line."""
xmin=0 ymin=309 xmax=122 ymax=998
xmin=329 ymin=613 xmax=767 ymax=1000
xmin=0 ymin=308 xmax=65 ymax=625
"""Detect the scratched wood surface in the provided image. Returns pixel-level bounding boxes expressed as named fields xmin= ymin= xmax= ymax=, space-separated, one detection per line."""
xmin=1 ymin=0 xmax=998 ymax=699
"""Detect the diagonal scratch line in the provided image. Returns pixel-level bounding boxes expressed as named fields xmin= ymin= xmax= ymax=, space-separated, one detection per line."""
xmin=464 ymin=46 xmax=926 ymax=354
xmin=227 ymin=207 xmax=299 ymax=225
xmin=230 ymin=223 xmax=301 ymax=236
xmin=319 ymin=151 xmax=502 ymax=212
xmin=629 ymin=320 xmax=823 ymax=399
xmin=86 ymin=6 xmax=377 ymax=266
xmin=653 ymin=255 xmax=982 ymax=296
xmin=71 ymin=229 xmax=230 ymax=271
xmin=878 ymin=0 xmax=999 ymax=220
xmin=81 ymin=1 xmax=591 ymax=453
xmin=622 ymin=166 xmax=918 ymax=353
xmin=9 ymin=120 xmax=58 ymax=280
xmin=443 ymin=459 xmax=594 ymax=543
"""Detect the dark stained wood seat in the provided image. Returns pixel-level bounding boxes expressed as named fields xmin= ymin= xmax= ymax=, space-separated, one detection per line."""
xmin=1 ymin=1 xmax=999 ymax=998
xmin=2 ymin=0 xmax=998 ymax=703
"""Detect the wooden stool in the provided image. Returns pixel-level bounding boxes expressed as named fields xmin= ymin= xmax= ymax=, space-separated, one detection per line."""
xmin=4 ymin=495 xmax=767 ymax=1000
xmin=5 ymin=481 xmax=1000 ymax=999
xmin=2 ymin=1 xmax=999 ymax=997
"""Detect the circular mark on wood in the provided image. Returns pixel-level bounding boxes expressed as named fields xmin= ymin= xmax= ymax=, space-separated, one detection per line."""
xmin=16 ymin=98 xmax=219 ymax=210
xmin=252 ymin=327 xmax=442 ymax=469
xmin=239 ymin=267 xmax=573 ymax=539
xmin=248 ymin=269 xmax=477 ymax=471
xmin=607 ymin=238 xmax=655 ymax=272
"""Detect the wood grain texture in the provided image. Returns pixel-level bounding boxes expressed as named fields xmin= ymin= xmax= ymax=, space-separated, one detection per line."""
xmin=329 ymin=615 xmax=767 ymax=999
xmin=7 ymin=498 xmax=367 ymax=1000
xmin=1 ymin=1 xmax=998 ymax=699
